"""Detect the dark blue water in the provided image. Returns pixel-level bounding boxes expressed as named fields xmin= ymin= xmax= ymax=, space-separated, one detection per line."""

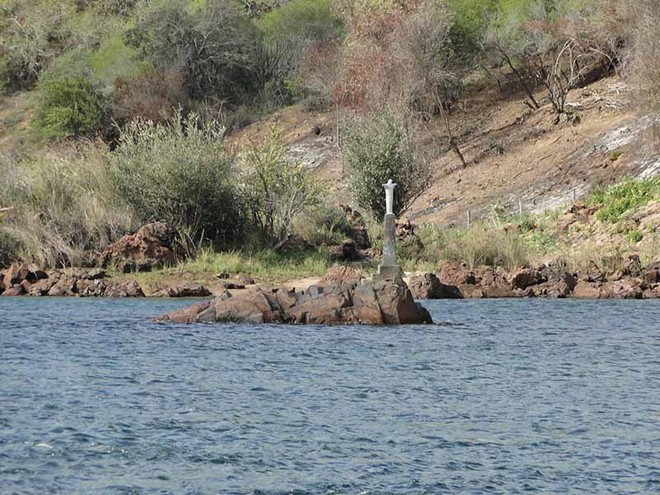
xmin=0 ymin=298 xmax=659 ymax=494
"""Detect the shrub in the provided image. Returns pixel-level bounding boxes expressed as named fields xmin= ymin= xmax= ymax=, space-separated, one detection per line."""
xmin=342 ymin=111 xmax=430 ymax=218
xmin=127 ymin=0 xmax=260 ymax=104
xmin=109 ymin=112 xmax=244 ymax=246
xmin=626 ymin=0 xmax=660 ymax=116
xmin=33 ymin=76 xmax=106 ymax=139
xmin=240 ymin=128 xmax=323 ymax=245
xmin=587 ymin=177 xmax=660 ymax=223
xmin=255 ymin=0 xmax=342 ymax=105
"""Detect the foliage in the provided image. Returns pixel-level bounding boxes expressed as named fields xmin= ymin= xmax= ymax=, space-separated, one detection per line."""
xmin=33 ymin=76 xmax=106 ymax=140
xmin=155 ymin=247 xmax=331 ymax=285
xmin=255 ymin=0 xmax=343 ymax=106
xmin=0 ymin=145 xmax=134 ymax=267
xmin=587 ymin=177 xmax=660 ymax=223
xmin=294 ymin=203 xmax=354 ymax=246
xmin=342 ymin=111 xmax=430 ymax=218
xmin=127 ymin=0 xmax=260 ymax=104
xmin=240 ymin=128 xmax=323 ymax=244
xmin=110 ymin=111 xmax=243 ymax=246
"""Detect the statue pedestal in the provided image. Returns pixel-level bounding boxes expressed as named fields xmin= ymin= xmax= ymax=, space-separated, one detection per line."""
xmin=373 ymin=213 xmax=403 ymax=284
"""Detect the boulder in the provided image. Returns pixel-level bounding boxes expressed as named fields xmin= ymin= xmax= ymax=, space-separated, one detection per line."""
xmin=104 ymin=280 xmax=145 ymax=298
xmin=511 ymin=268 xmax=547 ymax=290
xmin=152 ymin=282 xmax=212 ymax=298
xmin=99 ymin=222 xmax=178 ymax=273
xmin=409 ymin=273 xmax=462 ymax=299
xmin=157 ymin=279 xmax=432 ymax=326
xmin=318 ymin=265 xmax=366 ymax=286
xmin=573 ymin=281 xmax=606 ymax=299
xmin=438 ymin=261 xmax=477 ymax=286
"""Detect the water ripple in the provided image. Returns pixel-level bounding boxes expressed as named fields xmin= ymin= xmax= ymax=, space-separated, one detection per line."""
xmin=0 ymin=298 xmax=659 ymax=494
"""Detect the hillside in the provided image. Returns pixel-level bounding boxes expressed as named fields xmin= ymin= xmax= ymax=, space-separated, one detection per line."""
xmin=1 ymin=0 xmax=660 ymax=285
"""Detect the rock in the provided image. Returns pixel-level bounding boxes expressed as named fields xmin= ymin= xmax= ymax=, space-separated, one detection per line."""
xmin=622 ymin=254 xmax=643 ymax=277
xmin=602 ymin=280 xmax=644 ymax=299
xmin=104 ymin=280 xmax=145 ymax=298
xmin=157 ymin=279 xmax=432 ymax=326
xmin=0 ymin=276 xmax=4 ymax=295
xmin=1 ymin=284 xmax=25 ymax=296
xmin=573 ymin=281 xmax=605 ymax=299
xmin=409 ymin=273 xmax=462 ymax=299
xmin=220 ymin=281 xmax=246 ymax=290
xmin=438 ymin=262 xmax=476 ymax=286
xmin=511 ymin=268 xmax=547 ymax=290
xmin=99 ymin=222 xmax=178 ymax=273
xmin=163 ymin=301 xmax=212 ymax=324
xmin=318 ymin=265 xmax=366 ymax=286
xmin=152 ymin=282 xmax=212 ymax=298
xmin=3 ymin=262 xmax=29 ymax=287
xmin=645 ymin=269 xmax=660 ymax=285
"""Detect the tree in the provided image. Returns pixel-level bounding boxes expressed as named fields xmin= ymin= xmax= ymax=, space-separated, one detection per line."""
xmin=241 ymin=128 xmax=323 ymax=245
xmin=343 ymin=111 xmax=430 ymax=218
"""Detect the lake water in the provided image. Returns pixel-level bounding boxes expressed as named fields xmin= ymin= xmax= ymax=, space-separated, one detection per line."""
xmin=0 ymin=298 xmax=659 ymax=494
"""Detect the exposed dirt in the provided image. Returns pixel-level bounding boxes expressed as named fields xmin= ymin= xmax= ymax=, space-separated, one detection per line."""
xmin=227 ymin=72 xmax=658 ymax=229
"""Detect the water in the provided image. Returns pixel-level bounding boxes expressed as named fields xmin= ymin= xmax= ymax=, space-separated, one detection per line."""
xmin=0 ymin=298 xmax=659 ymax=495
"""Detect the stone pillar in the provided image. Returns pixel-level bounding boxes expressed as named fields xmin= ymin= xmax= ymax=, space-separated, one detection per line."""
xmin=375 ymin=180 xmax=403 ymax=283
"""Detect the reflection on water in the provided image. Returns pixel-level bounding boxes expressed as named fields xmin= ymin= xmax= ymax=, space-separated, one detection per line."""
xmin=0 ymin=298 xmax=659 ymax=494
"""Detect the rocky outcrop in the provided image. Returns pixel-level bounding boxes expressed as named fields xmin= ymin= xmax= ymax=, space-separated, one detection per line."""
xmin=152 ymin=282 xmax=212 ymax=298
xmin=409 ymin=273 xmax=462 ymax=299
xmin=318 ymin=265 xmax=366 ymax=286
xmin=0 ymin=262 xmax=144 ymax=297
xmin=98 ymin=222 xmax=179 ymax=273
xmin=157 ymin=279 xmax=433 ymax=326
xmin=406 ymin=259 xmax=658 ymax=299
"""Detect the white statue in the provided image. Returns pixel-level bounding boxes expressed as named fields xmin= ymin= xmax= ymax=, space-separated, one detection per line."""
xmin=383 ymin=179 xmax=397 ymax=216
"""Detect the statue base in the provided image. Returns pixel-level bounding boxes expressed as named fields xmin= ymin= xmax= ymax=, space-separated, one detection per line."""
xmin=373 ymin=265 xmax=404 ymax=285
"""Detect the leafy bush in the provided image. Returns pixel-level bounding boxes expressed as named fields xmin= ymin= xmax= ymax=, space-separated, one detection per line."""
xmin=240 ymin=128 xmax=323 ymax=245
xmin=294 ymin=203 xmax=353 ymax=246
xmin=342 ymin=111 xmax=430 ymax=218
xmin=127 ymin=0 xmax=260 ymax=104
xmin=109 ymin=112 xmax=243 ymax=246
xmin=33 ymin=76 xmax=106 ymax=139
xmin=255 ymin=0 xmax=342 ymax=105
xmin=587 ymin=177 xmax=660 ymax=223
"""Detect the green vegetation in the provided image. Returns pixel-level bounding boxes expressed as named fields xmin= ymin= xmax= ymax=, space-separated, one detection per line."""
xmin=587 ymin=177 xmax=660 ymax=223
xmin=1 ymin=0 xmax=660 ymax=281
xmin=110 ymin=112 xmax=241 ymax=247
xmin=342 ymin=112 xmax=430 ymax=218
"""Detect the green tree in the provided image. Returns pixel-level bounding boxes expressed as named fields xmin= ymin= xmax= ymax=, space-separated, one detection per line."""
xmin=343 ymin=111 xmax=430 ymax=218
xmin=241 ymin=128 xmax=323 ymax=245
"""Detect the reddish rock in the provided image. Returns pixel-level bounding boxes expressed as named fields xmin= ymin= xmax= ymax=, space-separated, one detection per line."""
xmin=511 ymin=268 xmax=547 ymax=290
xmin=409 ymin=273 xmax=462 ymax=299
xmin=152 ymin=282 xmax=212 ymax=298
xmin=602 ymin=280 xmax=644 ymax=299
xmin=99 ymin=222 xmax=178 ymax=273
xmin=163 ymin=301 xmax=212 ymax=324
xmin=1 ymin=285 xmax=25 ymax=296
xmin=573 ymin=281 xmax=605 ymax=299
xmin=438 ymin=262 xmax=476 ymax=286
xmin=318 ymin=265 xmax=366 ymax=286
xmin=644 ymin=270 xmax=660 ymax=285
xmin=157 ymin=279 xmax=432 ymax=326
xmin=104 ymin=280 xmax=145 ymax=298
xmin=3 ymin=262 xmax=29 ymax=287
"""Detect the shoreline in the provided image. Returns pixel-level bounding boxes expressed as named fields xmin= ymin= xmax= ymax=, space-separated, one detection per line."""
xmin=2 ymin=258 xmax=660 ymax=301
